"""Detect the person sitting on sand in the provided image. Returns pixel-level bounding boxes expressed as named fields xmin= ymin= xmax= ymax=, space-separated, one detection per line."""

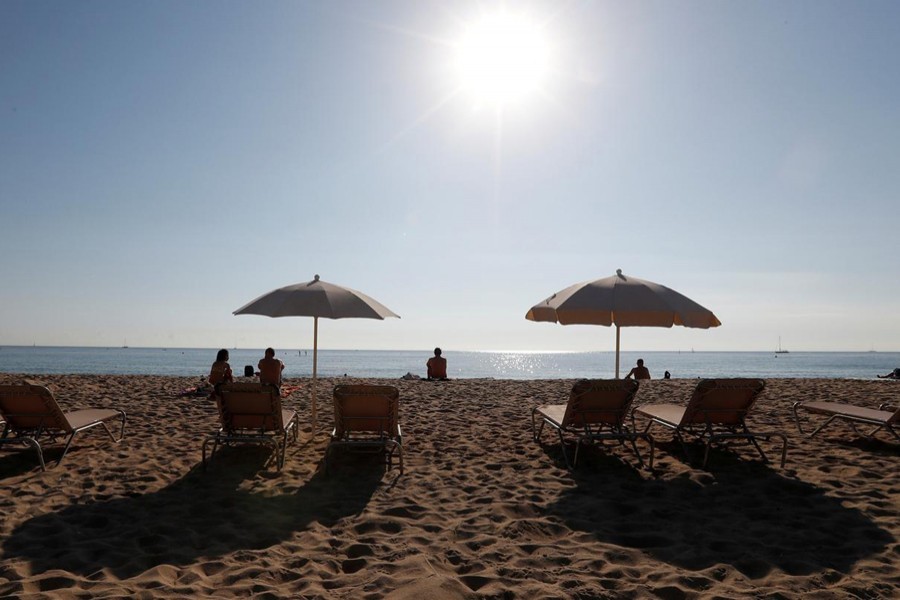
xmin=877 ymin=368 xmax=900 ymax=379
xmin=427 ymin=347 xmax=448 ymax=380
xmin=624 ymin=358 xmax=651 ymax=380
xmin=208 ymin=348 xmax=234 ymax=386
xmin=258 ymin=347 xmax=285 ymax=387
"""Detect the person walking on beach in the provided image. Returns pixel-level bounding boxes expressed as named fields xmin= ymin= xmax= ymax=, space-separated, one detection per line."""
xmin=258 ymin=347 xmax=285 ymax=387
xmin=427 ymin=347 xmax=448 ymax=380
xmin=209 ymin=349 xmax=234 ymax=386
xmin=625 ymin=358 xmax=651 ymax=380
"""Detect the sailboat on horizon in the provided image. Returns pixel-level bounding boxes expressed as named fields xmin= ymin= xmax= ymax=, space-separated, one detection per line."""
xmin=775 ymin=337 xmax=788 ymax=355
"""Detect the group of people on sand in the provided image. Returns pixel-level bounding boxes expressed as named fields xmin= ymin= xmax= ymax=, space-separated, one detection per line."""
xmin=207 ymin=347 xmax=450 ymax=389
xmin=626 ymin=361 xmax=899 ymax=381
xmin=624 ymin=358 xmax=670 ymax=380
xmin=208 ymin=347 xmax=285 ymax=388
xmin=205 ymin=349 xmax=706 ymax=386
xmin=424 ymin=352 xmax=668 ymax=382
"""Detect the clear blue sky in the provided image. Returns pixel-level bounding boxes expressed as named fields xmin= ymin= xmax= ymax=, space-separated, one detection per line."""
xmin=2 ymin=1 xmax=898 ymax=352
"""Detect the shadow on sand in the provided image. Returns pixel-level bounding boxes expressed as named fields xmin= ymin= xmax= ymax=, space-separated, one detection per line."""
xmin=3 ymin=448 xmax=387 ymax=579
xmin=545 ymin=442 xmax=893 ymax=579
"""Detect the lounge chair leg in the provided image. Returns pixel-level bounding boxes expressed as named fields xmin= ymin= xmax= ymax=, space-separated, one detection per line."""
xmin=19 ymin=438 xmax=46 ymax=471
xmin=791 ymin=401 xmax=808 ymax=434
xmin=743 ymin=426 xmax=769 ymax=464
xmin=278 ymin=442 xmax=286 ymax=471
xmin=674 ymin=430 xmax=695 ymax=465
xmin=774 ymin=433 xmax=788 ymax=468
xmin=794 ymin=402 xmax=846 ymax=439
xmin=94 ymin=411 xmax=127 ymax=443
xmin=531 ymin=409 xmax=546 ymax=442
xmin=703 ymin=439 xmax=712 ymax=469
xmin=628 ymin=437 xmax=641 ymax=464
xmin=56 ymin=432 xmax=77 ymax=467
xmin=807 ymin=415 xmax=840 ymax=438
xmin=556 ymin=428 xmax=573 ymax=469
xmin=202 ymin=436 xmax=219 ymax=470
xmin=111 ymin=409 xmax=127 ymax=441
xmin=885 ymin=425 xmax=900 ymax=442
xmin=389 ymin=440 xmax=404 ymax=474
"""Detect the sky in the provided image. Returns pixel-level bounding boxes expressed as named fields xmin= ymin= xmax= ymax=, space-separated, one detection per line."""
xmin=1 ymin=0 xmax=898 ymax=353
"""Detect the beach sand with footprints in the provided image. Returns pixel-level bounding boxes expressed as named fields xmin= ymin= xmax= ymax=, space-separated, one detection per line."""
xmin=0 ymin=374 xmax=897 ymax=598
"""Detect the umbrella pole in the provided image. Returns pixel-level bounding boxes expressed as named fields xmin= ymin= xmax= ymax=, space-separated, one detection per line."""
xmin=615 ymin=325 xmax=621 ymax=379
xmin=312 ymin=316 xmax=318 ymax=432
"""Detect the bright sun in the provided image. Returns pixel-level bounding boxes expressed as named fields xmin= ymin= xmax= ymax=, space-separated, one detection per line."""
xmin=454 ymin=12 xmax=551 ymax=106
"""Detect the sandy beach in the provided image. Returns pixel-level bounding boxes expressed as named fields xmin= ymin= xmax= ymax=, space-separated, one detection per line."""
xmin=0 ymin=374 xmax=897 ymax=598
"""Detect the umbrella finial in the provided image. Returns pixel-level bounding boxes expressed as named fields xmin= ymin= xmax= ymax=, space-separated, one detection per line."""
xmin=314 ymin=274 xmax=320 ymax=281
xmin=616 ymin=268 xmax=624 ymax=278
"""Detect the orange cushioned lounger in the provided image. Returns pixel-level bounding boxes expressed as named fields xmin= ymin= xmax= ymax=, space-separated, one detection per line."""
xmin=632 ymin=378 xmax=787 ymax=468
xmin=792 ymin=400 xmax=899 ymax=442
xmin=532 ymin=378 xmax=654 ymax=469
xmin=0 ymin=383 xmax=126 ymax=470
xmin=328 ymin=384 xmax=403 ymax=474
xmin=203 ymin=382 xmax=298 ymax=471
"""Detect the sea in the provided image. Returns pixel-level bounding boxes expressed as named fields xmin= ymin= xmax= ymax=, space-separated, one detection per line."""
xmin=0 ymin=346 xmax=898 ymax=380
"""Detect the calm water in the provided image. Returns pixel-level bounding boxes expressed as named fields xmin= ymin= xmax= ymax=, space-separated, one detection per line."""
xmin=1 ymin=346 xmax=898 ymax=380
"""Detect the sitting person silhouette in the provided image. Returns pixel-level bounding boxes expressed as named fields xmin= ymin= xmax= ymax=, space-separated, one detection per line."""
xmin=877 ymin=368 xmax=900 ymax=379
xmin=624 ymin=358 xmax=651 ymax=380
xmin=426 ymin=347 xmax=448 ymax=380
xmin=208 ymin=348 xmax=234 ymax=386
xmin=257 ymin=347 xmax=285 ymax=387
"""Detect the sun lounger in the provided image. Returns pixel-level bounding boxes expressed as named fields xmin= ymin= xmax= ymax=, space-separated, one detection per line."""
xmin=328 ymin=384 xmax=403 ymax=474
xmin=791 ymin=400 xmax=899 ymax=441
xmin=202 ymin=382 xmax=298 ymax=471
xmin=632 ymin=378 xmax=787 ymax=468
xmin=532 ymin=378 xmax=654 ymax=468
xmin=0 ymin=383 xmax=126 ymax=470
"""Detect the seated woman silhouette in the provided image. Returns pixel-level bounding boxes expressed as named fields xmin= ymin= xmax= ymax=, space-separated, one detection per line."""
xmin=209 ymin=348 xmax=234 ymax=386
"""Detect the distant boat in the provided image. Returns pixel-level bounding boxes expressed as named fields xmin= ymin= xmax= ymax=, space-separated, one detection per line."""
xmin=775 ymin=337 xmax=788 ymax=355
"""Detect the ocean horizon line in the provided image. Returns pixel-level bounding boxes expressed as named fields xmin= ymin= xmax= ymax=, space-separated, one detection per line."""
xmin=2 ymin=347 xmax=897 ymax=379
xmin=1 ymin=345 xmax=897 ymax=354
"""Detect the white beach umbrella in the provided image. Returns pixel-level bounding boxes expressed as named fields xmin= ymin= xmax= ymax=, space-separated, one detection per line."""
xmin=526 ymin=269 xmax=721 ymax=378
xmin=234 ymin=275 xmax=400 ymax=431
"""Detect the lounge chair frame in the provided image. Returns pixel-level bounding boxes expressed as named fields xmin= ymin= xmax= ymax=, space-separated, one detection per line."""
xmin=632 ymin=379 xmax=787 ymax=468
xmin=0 ymin=384 xmax=127 ymax=471
xmin=532 ymin=379 xmax=654 ymax=469
xmin=202 ymin=382 xmax=298 ymax=471
xmin=328 ymin=384 xmax=403 ymax=474
xmin=791 ymin=401 xmax=899 ymax=441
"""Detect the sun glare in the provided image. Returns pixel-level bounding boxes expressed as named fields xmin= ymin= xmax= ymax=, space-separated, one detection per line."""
xmin=454 ymin=11 xmax=551 ymax=106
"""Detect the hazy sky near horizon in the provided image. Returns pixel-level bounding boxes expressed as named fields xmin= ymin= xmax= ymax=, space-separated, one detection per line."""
xmin=2 ymin=0 xmax=898 ymax=354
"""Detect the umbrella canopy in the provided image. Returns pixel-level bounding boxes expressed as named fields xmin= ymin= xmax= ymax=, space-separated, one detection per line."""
xmin=526 ymin=269 xmax=721 ymax=377
xmin=234 ymin=274 xmax=400 ymax=431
